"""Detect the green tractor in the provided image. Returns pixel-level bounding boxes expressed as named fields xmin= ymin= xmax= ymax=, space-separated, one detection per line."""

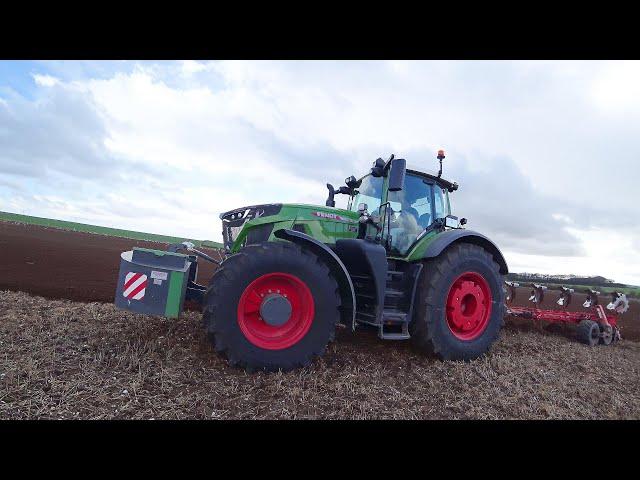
xmin=115 ymin=151 xmax=508 ymax=371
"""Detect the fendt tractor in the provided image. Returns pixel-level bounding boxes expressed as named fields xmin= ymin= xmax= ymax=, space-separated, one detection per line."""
xmin=115 ymin=151 xmax=509 ymax=371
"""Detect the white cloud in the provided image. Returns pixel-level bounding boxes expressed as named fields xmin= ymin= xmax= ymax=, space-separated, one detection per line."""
xmin=591 ymin=61 xmax=640 ymax=113
xmin=551 ymin=213 xmax=574 ymax=224
xmin=181 ymin=60 xmax=207 ymax=76
xmin=507 ymin=226 xmax=639 ymax=286
xmin=32 ymin=74 xmax=60 ymax=87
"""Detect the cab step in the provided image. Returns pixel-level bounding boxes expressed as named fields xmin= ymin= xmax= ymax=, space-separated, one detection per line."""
xmin=356 ymin=292 xmax=375 ymax=300
xmin=382 ymin=308 xmax=408 ymax=323
xmin=379 ymin=332 xmax=411 ymax=340
xmin=386 ymin=270 xmax=403 ymax=280
xmin=379 ymin=308 xmax=410 ymax=340
xmin=384 ymin=288 xmax=404 ymax=298
xmin=350 ymin=274 xmax=371 ymax=281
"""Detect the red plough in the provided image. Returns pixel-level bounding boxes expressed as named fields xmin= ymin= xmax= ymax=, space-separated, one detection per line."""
xmin=504 ymin=282 xmax=629 ymax=346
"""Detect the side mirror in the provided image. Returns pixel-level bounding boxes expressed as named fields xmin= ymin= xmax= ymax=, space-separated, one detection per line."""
xmin=388 ymin=158 xmax=406 ymax=192
xmin=370 ymin=158 xmax=385 ymax=177
xmin=460 ymin=218 xmax=467 ymax=226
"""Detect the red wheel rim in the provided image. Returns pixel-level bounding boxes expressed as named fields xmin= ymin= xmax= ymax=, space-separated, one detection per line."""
xmin=237 ymin=272 xmax=314 ymax=350
xmin=445 ymin=271 xmax=492 ymax=341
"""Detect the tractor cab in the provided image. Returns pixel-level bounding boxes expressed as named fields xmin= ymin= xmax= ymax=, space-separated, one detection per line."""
xmin=340 ymin=153 xmax=462 ymax=257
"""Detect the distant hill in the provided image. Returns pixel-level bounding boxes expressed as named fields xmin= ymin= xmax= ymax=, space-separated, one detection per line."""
xmin=505 ymin=273 xmax=630 ymax=289
xmin=505 ymin=274 xmax=640 ymax=299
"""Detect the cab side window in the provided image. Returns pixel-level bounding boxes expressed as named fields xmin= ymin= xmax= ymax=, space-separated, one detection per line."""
xmin=433 ymin=186 xmax=448 ymax=220
xmin=351 ymin=174 xmax=383 ymax=213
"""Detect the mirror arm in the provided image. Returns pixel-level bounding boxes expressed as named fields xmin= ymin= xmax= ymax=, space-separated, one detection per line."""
xmin=326 ymin=183 xmax=354 ymax=208
xmin=325 ymin=183 xmax=336 ymax=207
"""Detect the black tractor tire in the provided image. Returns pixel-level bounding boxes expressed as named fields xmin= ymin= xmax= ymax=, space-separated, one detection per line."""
xmin=577 ymin=319 xmax=600 ymax=346
xmin=203 ymin=241 xmax=340 ymax=372
xmin=410 ymin=243 xmax=505 ymax=361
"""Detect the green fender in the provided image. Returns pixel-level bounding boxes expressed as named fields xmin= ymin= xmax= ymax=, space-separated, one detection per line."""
xmin=274 ymin=228 xmax=357 ymax=330
xmin=406 ymin=229 xmax=509 ymax=274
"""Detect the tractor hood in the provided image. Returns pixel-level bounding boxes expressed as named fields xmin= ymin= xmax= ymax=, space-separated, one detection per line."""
xmin=220 ymin=203 xmax=358 ymax=251
xmin=220 ymin=203 xmax=283 ymax=251
xmin=219 ymin=203 xmax=284 ymax=223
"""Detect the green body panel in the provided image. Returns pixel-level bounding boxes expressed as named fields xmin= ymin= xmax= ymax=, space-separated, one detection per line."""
xmin=229 ymin=204 xmax=360 ymax=253
xmin=165 ymin=270 xmax=186 ymax=318
xmin=399 ymin=230 xmax=441 ymax=262
xmin=228 ymin=199 xmax=451 ymax=264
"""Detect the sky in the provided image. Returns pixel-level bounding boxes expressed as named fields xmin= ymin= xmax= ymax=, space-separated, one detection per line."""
xmin=1 ymin=60 xmax=639 ymax=285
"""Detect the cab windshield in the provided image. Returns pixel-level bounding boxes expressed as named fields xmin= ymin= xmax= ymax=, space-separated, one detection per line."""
xmin=386 ymin=173 xmax=451 ymax=254
xmin=349 ymin=171 xmax=451 ymax=255
xmin=350 ymin=174 xmax=383 ymax=213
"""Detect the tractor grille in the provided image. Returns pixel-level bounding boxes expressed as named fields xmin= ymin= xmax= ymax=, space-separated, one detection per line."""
xmin=226 ymin=225 xmax=245 ymax=245
xmin=220 ymin=203 xmax=282 ymax=251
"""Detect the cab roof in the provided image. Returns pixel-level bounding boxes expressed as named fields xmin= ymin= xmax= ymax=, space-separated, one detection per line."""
xmin=406 ymin=166 xmax=459 ymax=192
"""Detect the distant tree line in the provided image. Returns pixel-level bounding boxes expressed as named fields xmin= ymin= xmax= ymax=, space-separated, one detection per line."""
xmin=505 ymin=274 xmax=628 ymax=288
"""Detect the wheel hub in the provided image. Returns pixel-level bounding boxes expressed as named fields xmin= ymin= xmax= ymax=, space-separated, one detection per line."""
xmin=446 ymin=272 xmax=492 ymax=341
xmin=237 ymin=272 xmax=315 ymax=350
xmin=259 ymin=293 xmax=292 ymax=326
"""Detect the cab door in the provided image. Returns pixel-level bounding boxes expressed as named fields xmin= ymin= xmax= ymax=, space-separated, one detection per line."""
xmin=383 ymin=174 xmax=435 ymax=256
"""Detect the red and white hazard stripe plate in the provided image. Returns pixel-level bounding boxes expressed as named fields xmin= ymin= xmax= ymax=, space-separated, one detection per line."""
xmin=123 ymin=272 xmax=148 ymax=300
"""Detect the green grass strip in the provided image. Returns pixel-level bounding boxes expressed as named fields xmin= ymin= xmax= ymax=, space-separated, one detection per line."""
xmin=0 ymin=210 xmax=223 ymax=249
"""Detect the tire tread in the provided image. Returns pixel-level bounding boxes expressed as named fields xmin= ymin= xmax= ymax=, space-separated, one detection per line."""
xmin=202 ymin=241 xmax=340 ymax=371
xmin=410 ymin=243 xmax=505 ymax=360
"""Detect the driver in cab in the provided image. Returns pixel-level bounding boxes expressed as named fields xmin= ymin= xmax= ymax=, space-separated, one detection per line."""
xmin=389 ymin=188 xmax=430 ymax=253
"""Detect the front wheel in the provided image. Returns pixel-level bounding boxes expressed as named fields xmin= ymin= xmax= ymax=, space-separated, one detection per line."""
xmin=203 ymin=242 xmax=341 ymax=372
xmin=410 ymin=243 xmax=505 ymax=361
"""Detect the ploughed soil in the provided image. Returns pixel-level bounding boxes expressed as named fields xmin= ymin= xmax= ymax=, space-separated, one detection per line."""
xmin=1 ymin=290 xmax=639 ymax=420
xmin=0 ymin=221 xmax=222 ymax=303
xmin=1 ymin=219 xmax=639 ymax=419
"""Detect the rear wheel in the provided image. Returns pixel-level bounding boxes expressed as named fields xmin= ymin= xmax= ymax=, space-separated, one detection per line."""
xmin=203 ymin=242 xmax=340 ymax=372
xmin=410 ymin=243 xmax=505 ymax=361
